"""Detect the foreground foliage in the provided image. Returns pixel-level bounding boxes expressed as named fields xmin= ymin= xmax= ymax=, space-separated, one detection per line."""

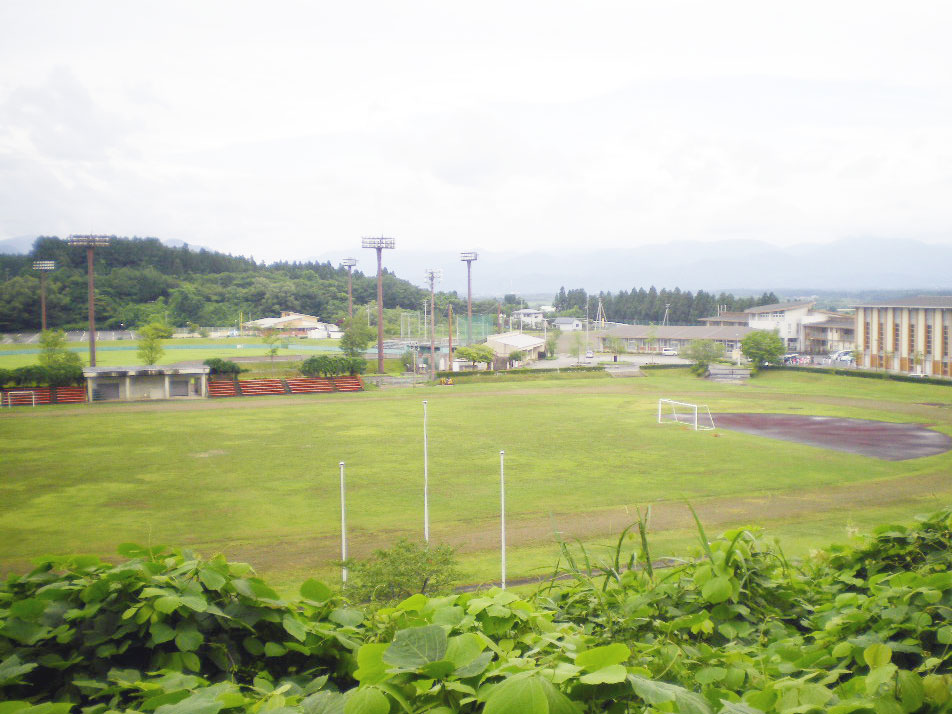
xmin=4 ymin=509 xmax=952 ymax=712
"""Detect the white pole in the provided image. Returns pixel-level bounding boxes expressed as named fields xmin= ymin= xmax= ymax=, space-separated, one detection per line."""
xmin=339 ymin=461 xmax=347 ymax=585
xmin=423 ymin=400 xmax=429 ymax=543
xmin=500 ymin=450 xmax=506 ymax=590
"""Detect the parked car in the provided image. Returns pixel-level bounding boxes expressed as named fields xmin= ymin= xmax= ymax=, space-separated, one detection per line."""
xmin=661 ymin=348 xmax=678 ymax=356
xmin=585 ymin=350 xmax=594 ymax=359
xmin=830 ymin=350 xmax=853 ymax=364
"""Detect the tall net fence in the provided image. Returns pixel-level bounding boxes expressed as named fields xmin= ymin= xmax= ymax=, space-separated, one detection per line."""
xmin=400 ymin=312 xmax=497 ymax=345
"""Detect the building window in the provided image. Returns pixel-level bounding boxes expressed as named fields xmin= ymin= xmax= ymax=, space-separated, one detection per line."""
xmin=944 ymin=325 xmax=949 ymax=356
xmin=894 ymin=323 xmax=900 ymax=351
xmin=926 ymin=325 xmax=933 ymax=354
xmin=909 ymin=324 xmax=916 ymax=354
xmin=878 ymin=323 xmax=884 ymax=353
xmin=864 ymin=322 xmax=870 ymax=350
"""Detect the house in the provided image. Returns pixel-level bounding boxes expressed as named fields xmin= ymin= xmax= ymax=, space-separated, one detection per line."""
xmin=83 ymin=365 xmax=210 ymax=402
xmin=511 ymin=308 xmax=545 ymax=329
xmin=485 ymin=332 xmax=547 ymax=361
xmin=743 ymin=301 xmax=825 ymax=352
xmin=854 ymin=296 xmax=952 ymax=377
xmin=596 ymin=325 xmax=752 ymax=356
xmin=245 ymin=311 xmax=323 ymax=337
xmin=552 ymin=317 xmax=583 ymax=331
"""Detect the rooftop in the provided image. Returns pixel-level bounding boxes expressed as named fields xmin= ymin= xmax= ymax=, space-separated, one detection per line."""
xmin=83 ymin=366 xmax=210 ymax=377
xmin=603 ymin=325 xmax=753 ymax=340
xmin=854 ymin=296 xmax=952 ymax=309
xmin=744 ymin=301 xmax=816 ymax=313
xmin=487 ymin=332 xmax=546 ymax=349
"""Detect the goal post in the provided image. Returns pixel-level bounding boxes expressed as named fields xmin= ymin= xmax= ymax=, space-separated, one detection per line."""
xmin=657 ymin=398 xmax=715 ymax=431
xmin=5 ymin=391 xmax=37 ymax=407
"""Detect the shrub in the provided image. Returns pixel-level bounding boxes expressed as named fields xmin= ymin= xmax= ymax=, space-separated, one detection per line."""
xmin=342 ymin=539 xmax=460 ymax=603
xmin=203 ymin=358 xmax=243 ymax=376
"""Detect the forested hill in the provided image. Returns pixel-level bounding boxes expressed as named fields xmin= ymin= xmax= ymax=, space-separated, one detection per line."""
xmin=553 ymin=286 xmax=781 ymax=325
xmin=0 ymin=236 xmax=427 ymax=332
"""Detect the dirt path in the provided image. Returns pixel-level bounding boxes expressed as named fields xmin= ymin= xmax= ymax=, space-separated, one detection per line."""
xmin=214 ymin=469 xmax=952 ymax=577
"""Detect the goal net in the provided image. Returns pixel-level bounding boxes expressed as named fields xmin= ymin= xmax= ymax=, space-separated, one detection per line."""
xmin=657 ymin=399 xmax=715 ymax=431
xmin=4 ymin=391 xmax=37 ymax=407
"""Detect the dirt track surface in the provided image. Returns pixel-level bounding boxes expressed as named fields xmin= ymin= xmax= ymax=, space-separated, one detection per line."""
xmin=714 ymin=413 xmax=952 ymax=461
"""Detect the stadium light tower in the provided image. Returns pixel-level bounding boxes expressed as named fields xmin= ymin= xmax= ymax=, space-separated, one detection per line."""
xmin=68 ymin=235 xmax=110 ymax=366
xmin=361 ymin=237 xmax=395 ymax=373
xmin=424 ymin=268 xmax=443 ymax=379
xmin=460 ymin=251 xmax=477 ymax=344
xmin=32 ymin=260 xmax=55 ymax=331
xmin=341 ymin=258 xmax=357 ymax=320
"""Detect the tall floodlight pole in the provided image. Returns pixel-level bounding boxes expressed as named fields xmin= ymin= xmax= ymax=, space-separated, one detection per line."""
xmin=460 ymin=252 xmax=477 ymax=345
xmin=68 ymin=235 xmax=110 ymax=366
xmin=32 ymin=261 xmax=55 ymax=331
xmin=342 ymin=258 xmax=357 ymax=320
xmin=447 ymin=304 xmax=453 ymax=366
xmin=362 ymin=237 xmax=395 ymax=374
xmin=422 ymin=400 xmax=429 ymax=543
xmin=339 ymin=461 xmax=348 ymax=585
xmin=500 ymin=450 xmax=507 ymax=590
xmin=424 ymin=269 xmax=442 ymax=379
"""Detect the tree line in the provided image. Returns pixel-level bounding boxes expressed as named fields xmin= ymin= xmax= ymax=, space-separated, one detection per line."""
xmin=553 ymin=285 xmax=780 ymax=324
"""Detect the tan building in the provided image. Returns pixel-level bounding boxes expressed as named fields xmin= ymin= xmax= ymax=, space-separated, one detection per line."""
xmin=83 ymin=365 xmax=210 ymax=401
xmin=485 ymin=331 xmax=546 ymax=361
xmin=803 ymin=313 xmax=855 ymax=354
xmin=245 ymin=311 xmax=324 ymax=337
xmin=699 ymin=311 xmax=748 ymax=327
xmin=855 ymin=297 xmax=952 ymax=376
xmin=597 ymin=324 xmax=752 ymax=355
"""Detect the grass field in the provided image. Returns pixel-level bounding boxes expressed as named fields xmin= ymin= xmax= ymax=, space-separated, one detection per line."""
xmin=3 ymin=368 xmax=952 ymax=591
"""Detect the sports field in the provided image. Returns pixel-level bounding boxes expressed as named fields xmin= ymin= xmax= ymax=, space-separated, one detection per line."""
xmin=3 ymin=368 xmax=952 ymax=590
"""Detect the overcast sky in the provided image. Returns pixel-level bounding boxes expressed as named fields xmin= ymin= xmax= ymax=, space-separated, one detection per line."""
xmin=1 ymin=1 xmax=950 ymax=263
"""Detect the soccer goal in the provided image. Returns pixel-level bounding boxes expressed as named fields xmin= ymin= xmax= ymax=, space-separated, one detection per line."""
xmin=4 ymin=391 xmax=37 ymax=407
xmin=657 ymin=398 xmax=715 ymax=431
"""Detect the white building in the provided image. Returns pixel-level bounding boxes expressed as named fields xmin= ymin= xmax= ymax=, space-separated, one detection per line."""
xmin=552 ymin=317 xmax=583 ymax=331
xmin=511 ymin=308 xmax=545 ymax=329
xmin=83 ymin=365 xmax=210 ymax=402
xmin=485 ymin=331 xmax=547 ymax=361
xmin=744 ymin=301 xmax=824 ymax=352
xmin=306 ymin=323 xmax=344 ymax=339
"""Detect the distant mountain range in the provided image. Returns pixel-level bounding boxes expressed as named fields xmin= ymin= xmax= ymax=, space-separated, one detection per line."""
xmin=4 ymin=234 xmax=950 ymax=298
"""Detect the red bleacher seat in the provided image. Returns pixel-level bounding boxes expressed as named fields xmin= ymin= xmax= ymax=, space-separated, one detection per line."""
xmin=331 ymin=376 xmax=364 ymax=392
xmin=285 ymin=378 xmax=335 ymax=394
xmin=236 ymin=379 xmax=287 ymax=396
xmin=55 ymin=387 xmax=87 ymax=404
xmin=207 ymin=380 xmax=238 ymax=397
xmin=2 ymin=388 xmax=52 ymax=406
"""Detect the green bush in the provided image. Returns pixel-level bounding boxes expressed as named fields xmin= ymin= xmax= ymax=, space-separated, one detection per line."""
xmin=342 ymin=539 xmax=460 ymax=603
xmin=203 ymin=358 xmax=243 ymax=376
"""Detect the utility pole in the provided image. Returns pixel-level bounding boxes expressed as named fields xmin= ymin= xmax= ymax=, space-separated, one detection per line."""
xmin=460 ymin=252 xmax=477 ymax=345
xmin=342 ymin=258 xmax=357 ymax=320
xmin=67 ymin=235 xmax=110 ymax=366
xmin=424 ymin=269 xmax=442 ymax=379
xmin=447 ymin=304 xmax=453 ymax=369
xmin=496 ymin=302 xmax=502 ymax=334
xmin=32 ymin=260 xmax=55 ymax=331
xmin=361 ymin=237 xmax=395 ymax=374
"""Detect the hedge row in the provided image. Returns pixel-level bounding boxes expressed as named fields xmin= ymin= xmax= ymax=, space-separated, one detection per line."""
xmin=766 ymin=365 xmax=952 ymax=387
xmin=434 ymin=365 xmax=605 ymax=379
xmin=0 ymin=364 xmax=84 ymax=388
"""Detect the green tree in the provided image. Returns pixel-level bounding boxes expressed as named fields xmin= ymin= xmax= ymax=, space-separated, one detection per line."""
xmin=260 ymin=329 xmax=284 ymax=376
xmin=508 ymin=350 xmax=525 ymax=368
xmin=342 ymin=538 xmax=461 ymax=603
xmin=741 ymin=330 xmax=784 ymax=373
xmin=339 ymin=319 xmax=375 ymax=359
xmin=37 ymin=329 xmax=83 ymax=386
xmin=570 ymin=332 xmax=585 ymax=363
xmin=400 ymin=349 xmax=416 ymax=373
xmin=682 ymin=339 xmax=725 ymax=376
xmin=545 ymin=327 xmax=560 ymax=359
xmin=455 ymin=344 xmax=495 ymax=369
xmin=137 ymin=323 xmax=167 ymax=365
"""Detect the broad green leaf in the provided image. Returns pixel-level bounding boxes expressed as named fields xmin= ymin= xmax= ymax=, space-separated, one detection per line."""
xmin=454 ymin=651 xmax=493 ymax=678
xmin=198 ymin=569 xmax=226 ymax=591
xmin=629 ymin=674 xmax=713 ymax=714
xmin=383 ymin=625 xmax=448 ymax=669
xmin=343 ymin=687 xmax=389 ymax=714
xmin=923 ymin=674 xmax=951 ymax=704
xmin=539 ymin=677 xmax=580 ymax=714
xmin=432 ymin=606 xmax=465 ymax=627
xmin=696 ymin=666 xmax=728 ymax=684
xmin=717 ymin=703 xmax=765 ymax=713
xmin=300 ymin=691 xmax=345 ymax=714
xmin=354 ymin=643 xmax=390 ymax=684
xmin=445 ymin=633 xmax=484 ymax=668
xmin=864 ymin=643 xmax=893 ymax=668
xmin=579 ymin=664 xmax=628 ymax=684
xmin=421 ymin=660 xmax=456 ymax=678
xmin=282 ymin=615 xmax=306 ymax=642
xmin=702 ymin=576 xmax=733 ymax=604
xmin=898 ymin=670 xmax=924 ymax=712
xmin=398 ymin=593 xmax=427 ymax=611
xmin=330 ymin=608 xmax=365 ymax=627
xmin=264 ymin=641 xmax=287 ymax=657
xmin=154 ymin=596 xmax=183 ymax=614
xmin=180 ymin=651 xmax=201 ymax=672
xmin=832 ymin=642 xmax=853 ymax=658
xmin=175 ymin=625 xmax=203 ymax=652
xmin=484 ymin=675 xmax=548 ymax=714
xmin=10 ymin=598 xmax=46 ymax=619
xmin=937 ymin=626 xmax=952 ymax=644
xmin=575 ymin=642 xmax=630 ymax=671
xmin=0 ymin=655 xmax=37 ymax=686
xmin=300 ymin=579 xmax=333 ymax=602
xmin=150 ymin=622 xmax=176 ymax=644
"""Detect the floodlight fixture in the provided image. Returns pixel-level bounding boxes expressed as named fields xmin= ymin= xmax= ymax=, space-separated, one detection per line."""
xmin=67 ymin=234 xmax=111 ymax=247
xmin=68 ymin=234 xmax=111 ymax=366
xmin=424 ymin=268 xmax=443 ymax=283
xmin=459 ymin=251 xmax=478 ymax=262
xmin=361 ymin=237 xmax=395 ymax=249
xmin=362 ymin=236 xmax=396 ymax=373
xmin=341 ymin=257 xmax=357 ymax=268
xmin=32 ymin=261 xmax=56 ymax=331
